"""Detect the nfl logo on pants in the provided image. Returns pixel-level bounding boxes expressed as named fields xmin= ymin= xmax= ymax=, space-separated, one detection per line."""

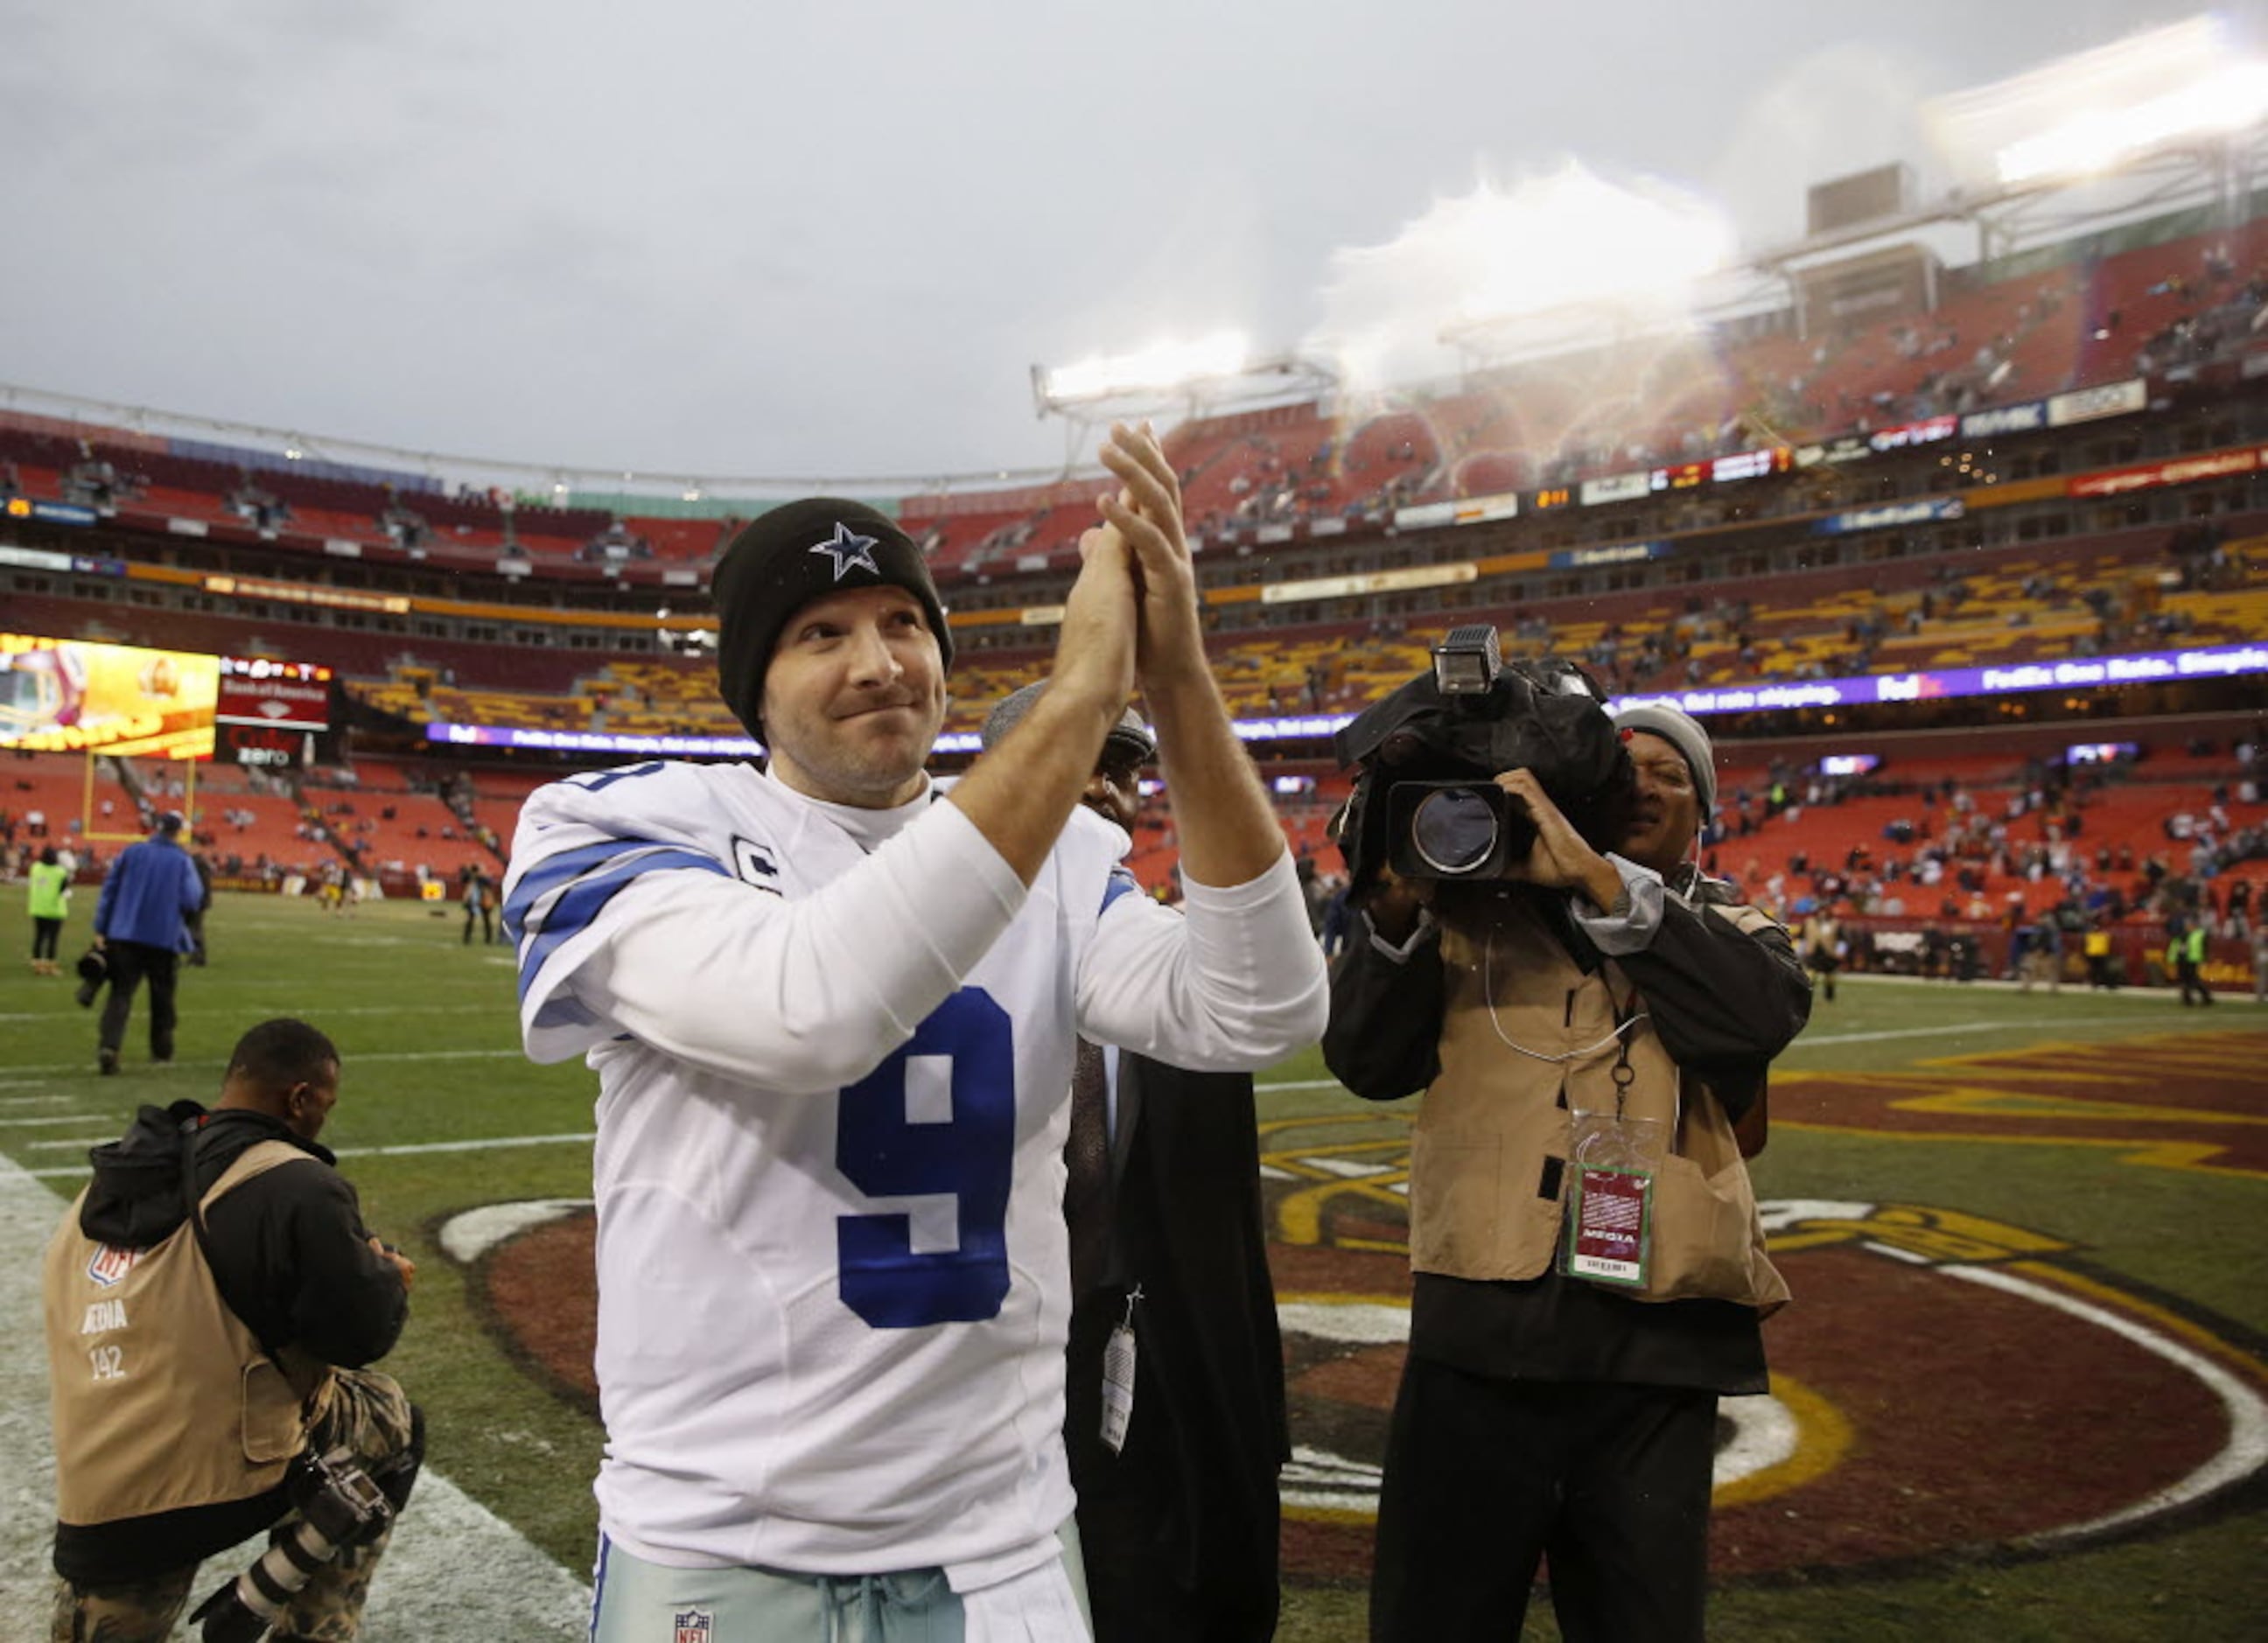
xmin=674 ymin=1610 xmax=712 ymax=1643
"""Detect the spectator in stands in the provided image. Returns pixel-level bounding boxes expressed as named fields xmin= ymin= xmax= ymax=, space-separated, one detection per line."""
xmin=64 ymin=450 xmax=122 ymax=514
xmin=377 ymin=492 xmax=429 ymax=549
xmin=580 ymin=520 xmax=653 ymax=563
xmin=983 ymin=682 xmax=1290 ymax=1643
xmin=88 ymin=812 xmax=203 ymax=1075
xmin=1325 ymin=703 xmax=1809 ymax=1641
xmin=228 ymin=475 xmax=288 ymax=536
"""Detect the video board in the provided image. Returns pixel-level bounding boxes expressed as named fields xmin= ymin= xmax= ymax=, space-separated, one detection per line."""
xmin=0 ymin=633 xmax=219 ymax=759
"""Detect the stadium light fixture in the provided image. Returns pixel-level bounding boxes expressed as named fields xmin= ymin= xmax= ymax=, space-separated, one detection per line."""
xmin=1448 ymin=165 xmax=1732 ymax=323
xmin=1418 ymin=164 xmax=1735 ymax=363
xmin=1933 ymin=16 xmax=2268 ymax=190
xmin=1998 ymin=60 xmax=2268 ymax=184
xmin=1034 ymin=331 xmax=1251 ymax=410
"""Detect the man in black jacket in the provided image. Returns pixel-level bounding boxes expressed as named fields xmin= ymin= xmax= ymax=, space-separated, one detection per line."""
xmin=43 ymin=1017 xmax=422 ymax=1643
xmin=984 ymin=684 xmax=1291 ymax=1642
xmin=1326 ymin=702 xmax=1810 ymax=1643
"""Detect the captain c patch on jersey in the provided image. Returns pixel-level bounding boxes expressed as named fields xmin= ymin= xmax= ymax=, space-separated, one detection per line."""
xmin=732 ymin=836 xmax=780 ymax=891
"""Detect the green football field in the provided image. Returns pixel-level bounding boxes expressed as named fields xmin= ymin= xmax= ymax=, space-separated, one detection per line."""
xmin=3 ymin=889 xmax=2262 ymax=1641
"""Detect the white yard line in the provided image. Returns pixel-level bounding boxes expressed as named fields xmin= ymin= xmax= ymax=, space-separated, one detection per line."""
xmin=1953 ymin=1262 xmax=2268 ymax=1549
xmin=0 ymin=1150 xmax=592 ymax=1640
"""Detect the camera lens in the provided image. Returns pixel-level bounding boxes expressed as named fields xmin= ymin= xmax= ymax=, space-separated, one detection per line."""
xmin=1409 ymin=787 xmax=1499 ymax=875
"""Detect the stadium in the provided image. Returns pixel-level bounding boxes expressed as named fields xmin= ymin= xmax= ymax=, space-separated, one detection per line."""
xmin=3 ymin=14 xmax=2265 ymax=1641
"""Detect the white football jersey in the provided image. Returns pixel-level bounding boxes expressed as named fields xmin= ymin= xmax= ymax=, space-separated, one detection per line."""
xmin=503 ymin=759 xmax=1323 ymax=1586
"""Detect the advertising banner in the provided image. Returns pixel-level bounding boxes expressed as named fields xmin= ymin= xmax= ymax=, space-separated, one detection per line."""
xmin=2067 ymin=446 xmax=2264 ymax=499
xmin=1393 ymin=491 xmax=1520 ymax=531
xmin=1867 ymin=414 xmax=1959 ymax=452
xmin=1579 ymin=471 xmax=1653 ymax=506
xmin=1550 ymin=542 xmax=1665 ymax=570
xmin=1816 ymin=497 xmax=1966 ymax=535
xmin=2047 ymin=379 xmax=2146 ymax=428
xmin=217 ymin=656 xmax=334 ymax=731
xmin=1959 ymin=401 xmax=2048 ymax=438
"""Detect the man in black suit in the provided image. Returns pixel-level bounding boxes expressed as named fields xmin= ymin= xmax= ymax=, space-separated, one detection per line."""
xmin=983 ymin=684 xmax=1290 ymax=1642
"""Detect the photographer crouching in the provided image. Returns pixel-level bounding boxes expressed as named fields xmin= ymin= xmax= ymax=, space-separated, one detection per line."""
xmin=1321 ymin=631 xmax=1810 ymax=1643
xmin=42 ymin=1018 xmax=422 ymax=1643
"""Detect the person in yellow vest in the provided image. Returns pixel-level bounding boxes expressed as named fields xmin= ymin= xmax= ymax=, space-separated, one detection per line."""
xmin=2083 ymin=921 xmax=2118 ymax=989
xmin=2176 ymin=919 xmax=2215 ymax=1007
xmin=27 ymin=843 xmax=70 ymax=975
xmin=42 ymin=1018 xmax=423 ymax=1643
xmin=1326 ymin=701 xmax=1811 ymax=1642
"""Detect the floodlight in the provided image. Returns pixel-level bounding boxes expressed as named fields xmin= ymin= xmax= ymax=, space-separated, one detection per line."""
xmin=1931 ymin=17 xmax=2268 ymax=189
xmin=1037 ymin=331 xmax=1250 ymax=407
xmin=1998 ymin=60 xmax=2268 ymax=184
xmin=1441 ymin=164 xmax=1732 ymax=325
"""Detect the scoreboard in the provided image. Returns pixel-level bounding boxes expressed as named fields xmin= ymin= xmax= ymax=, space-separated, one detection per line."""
xmin=215 ymin=655 xmax=336 ymax=768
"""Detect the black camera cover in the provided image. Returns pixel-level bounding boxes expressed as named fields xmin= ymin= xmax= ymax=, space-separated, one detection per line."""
xmin=1333 ymin=656 xmax=1634 ymax=892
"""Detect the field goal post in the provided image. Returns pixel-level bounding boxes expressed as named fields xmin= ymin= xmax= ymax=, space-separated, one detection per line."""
xmin=80 ymin=748 xmax=200 ymax=843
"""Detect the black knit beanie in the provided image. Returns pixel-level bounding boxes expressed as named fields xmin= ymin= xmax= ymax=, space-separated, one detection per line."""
xmin=710 ymin=498 xmax=954 ymax=740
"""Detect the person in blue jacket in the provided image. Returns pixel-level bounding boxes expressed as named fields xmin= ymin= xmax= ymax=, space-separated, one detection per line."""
xmin=90 ymin=811 xmax=205 ymax=1074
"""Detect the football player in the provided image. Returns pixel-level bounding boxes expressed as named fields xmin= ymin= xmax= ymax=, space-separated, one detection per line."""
xmin=505 ymin=423 xmax=1326 ymax=1640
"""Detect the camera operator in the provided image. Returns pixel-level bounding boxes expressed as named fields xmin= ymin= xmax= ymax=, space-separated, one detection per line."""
xmin=1325 ymin=696 xmax=1810 ymax=1643
xmin=42 ymin=1018 xmax=422 ymax=1643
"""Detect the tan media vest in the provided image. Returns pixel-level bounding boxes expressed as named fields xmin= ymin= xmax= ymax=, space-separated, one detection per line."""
xmin=44 ymin=1140 xmax=334 ymax=1526
xmin=1411 ymin=891 xmax=1788 ymax=1313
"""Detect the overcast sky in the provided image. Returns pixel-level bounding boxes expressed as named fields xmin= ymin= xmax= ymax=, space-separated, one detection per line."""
xmin=0 ymin=0 xmax=2242 ymax=492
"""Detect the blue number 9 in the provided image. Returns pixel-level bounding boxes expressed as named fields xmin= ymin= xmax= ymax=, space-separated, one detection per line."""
xmin=836 ymin=989 xmax=1016 ymax=1328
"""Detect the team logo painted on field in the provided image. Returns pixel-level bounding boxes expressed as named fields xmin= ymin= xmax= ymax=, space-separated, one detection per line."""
xmin=84 ymin=1244 xmax=138 ymax=1289
xmin=1774 ymin=1029 xmax=2268 ymax=1178
xmin=438 ymin=1037 xmax=2268 ymax=1590
xmin=672 ymin=1608 xmax=712 ymax=1643
xmin=1256 ymin=1104 xmax=2268 ymax=1584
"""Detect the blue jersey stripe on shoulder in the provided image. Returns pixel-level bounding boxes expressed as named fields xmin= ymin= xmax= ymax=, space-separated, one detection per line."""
xmin=1098 ymin=865 xmax=1140 ymax=919
xmin=503 ymin=839 xmax=654 ymax=941
xmin=515 ymin=847 xmax=729 ymax=1003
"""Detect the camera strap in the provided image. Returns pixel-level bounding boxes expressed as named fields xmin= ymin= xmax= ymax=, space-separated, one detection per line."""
xmin=178 ymin=1122 xmax=296 ymax=1367
xmin=1480 ymin=932 xmax=1649 ymax=1066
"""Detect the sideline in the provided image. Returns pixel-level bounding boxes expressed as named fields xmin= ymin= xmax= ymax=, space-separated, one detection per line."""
xmin=0 ymin=1150 xmax=591 ymax=1640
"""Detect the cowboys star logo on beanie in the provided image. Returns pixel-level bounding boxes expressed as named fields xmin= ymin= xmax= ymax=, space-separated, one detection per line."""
xmin=710 ymin=498 xmax=954 ymax=741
